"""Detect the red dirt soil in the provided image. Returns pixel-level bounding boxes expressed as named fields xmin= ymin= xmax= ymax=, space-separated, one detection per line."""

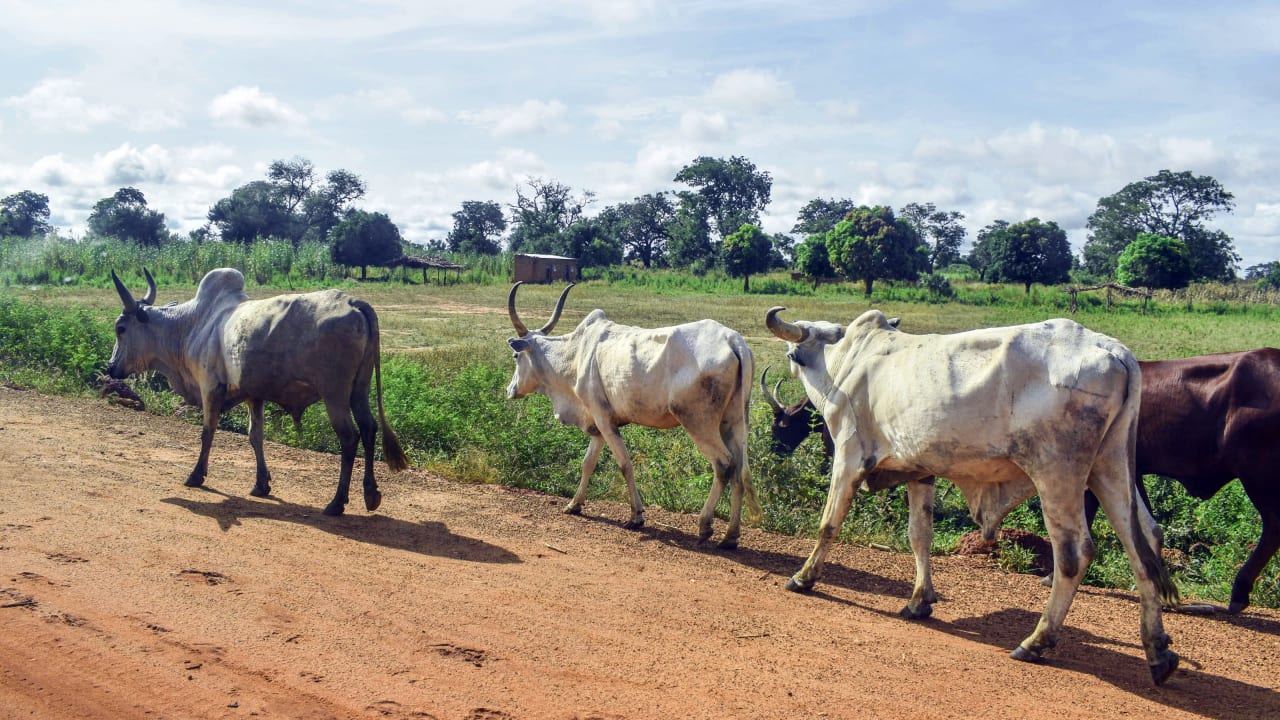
xmin=1 ymin=389 xmax=1278 ymax=719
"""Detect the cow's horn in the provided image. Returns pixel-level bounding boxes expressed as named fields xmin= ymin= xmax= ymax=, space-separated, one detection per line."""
xmin=538 ymin=283 xmax=574 ymax=335
xmin=141 ymin=268 xmax=157 ymax=305
xmin=760 ymin=366 xmax=783 ymax=412
xmin=507 ymin=282 xmax=530 ymax=337
xmin=766 ymin=306 xmax=807 ymax=343
xmin=111 ymin=270 xmax=138 ymax=313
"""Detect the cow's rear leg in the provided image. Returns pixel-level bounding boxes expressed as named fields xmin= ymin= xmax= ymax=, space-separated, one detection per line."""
xmin=1229 ymin=484 xmax=1280 ymax=613
xmin=1012 ymin=485 xmax=1093 ymax=664
xmin=247 ymin=400 xmax=272 ymax=497
xmin=565 ymin=434 xmax=605 ymax=516
xmin=598 ymin=426 xmax=644 ymax=529
xmin=683 ymin=420 xmax=749 ymax=549
xmin=322 ymin=400 xmax=360 ymax=516
xmin=900 ymin=478 xmax=938 ymax=619
xmin=351 ymin=390 xmax=381 ymax=511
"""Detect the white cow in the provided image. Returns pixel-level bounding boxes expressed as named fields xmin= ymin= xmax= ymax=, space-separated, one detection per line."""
xmin=107 ymin=268 xmax=409 ymax=515
xmin=765 ymin=307 xmax=1180 ymax=685
xmin=506 ymin=282 xmax=760 ymax=548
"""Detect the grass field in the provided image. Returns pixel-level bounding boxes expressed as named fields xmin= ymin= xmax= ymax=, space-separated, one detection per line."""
xmin=2 ymin=267 xmax=1278 ymax=608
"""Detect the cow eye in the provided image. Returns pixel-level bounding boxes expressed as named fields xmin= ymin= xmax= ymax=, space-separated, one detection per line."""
xmin=116 ymin=324 xmax=126 ymax=336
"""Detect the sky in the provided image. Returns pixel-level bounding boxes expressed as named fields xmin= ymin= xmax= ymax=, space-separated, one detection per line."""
xmin=2 ymin=0 xmax=1279 ymax=270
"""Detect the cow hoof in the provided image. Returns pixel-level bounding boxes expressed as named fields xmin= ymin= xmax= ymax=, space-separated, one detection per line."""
xmin=322 ymin=502 xmax=345 ymax=517
xmin=1010 ymin=645 xmax=1043 ymax=663
xmin=622 ymin=517 xmax=645 ymax=530
xmin=1227 ymin=600 xmax=1247 ymax=614
xmin=249 ymin=484 xmax=270 ymax=498
xmin=563 ymin=503 xmax=583 ymax=516
xmin=364 ymin=490 xmax=382 ymax=512
xmin=1150 ymin=651 xmax=1179 ymax=686
xmin=716 ymin=537 xmax=739 ymax=551
xmin=1040 ymin=574 xmax=1053 ymax=587
xmin=184 ymin=474 xmax=205 ymax=488
xmin=899 ymin=603 xmax=932 ymax=620
xmin=785 ymin=576 xmax=814 ymax=594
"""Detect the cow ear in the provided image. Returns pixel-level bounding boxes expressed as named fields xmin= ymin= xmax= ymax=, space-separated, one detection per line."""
xmin=508 ymin=337 xmax=531 ymax=353
xmin=887 ymin=317 xmax=900 ymax=329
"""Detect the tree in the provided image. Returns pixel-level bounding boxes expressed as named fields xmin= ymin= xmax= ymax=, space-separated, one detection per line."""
xmin=794 ymin=235 xmax=834 ymax=282
xmin=616 ymin=192 xmax=676 ymax=268
xmin=446 ymin=200 xmax=507 ymax=255
xmin=664 ymin=197 xmax=715 ymax=272
xmin=302 ymin=169 xmax=367 ymax=244
xmin=1082 ymin=169 xmax=1238 ymax=281
xmin=825 ymin=205 xmax=925 ymax=297
xmin=208 ymin=181 xmax=295 ymax=244
xmin=1252 ymin=262 xmax=1280 ymax=291
xmin=792 ymin=197 xmax=855 ymax=238
xmin=966 ymin=220 xmax=1008 ymax=281
xmin=87 ymin=187 xmax=168 ymax=246
xmin=898 ymin=202 xmax=966 ymax=273
xmin=986 ymin=218 xmax=1072 ymax=294
xmin=722 ymin=224 xmax=772 ymax=292
xmin=561 ymin=216 xmax=623 ymax=269
xmin=1114 ymin=233 xmax=1193 ymax=290
xmin=0 ymin=190 xmax=53 ymax=237
xmin=673 ymin=155 xmax=772 ymax=243
xmin=329 ymin=211 xmax=403 ymax=279
xmin=507 ymin=177 xmax=595 ymax=255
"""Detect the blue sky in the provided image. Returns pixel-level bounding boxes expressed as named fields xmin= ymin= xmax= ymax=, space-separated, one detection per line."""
xmin=2 ymin=0 xmax=1278 ymax=269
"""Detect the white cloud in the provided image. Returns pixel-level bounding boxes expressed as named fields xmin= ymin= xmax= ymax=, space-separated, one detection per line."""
xmin=678 ymin=110 xmax=730 ymax=143
xmin=704 ymin=69 xmax=794 ymax=115
xmin=4 ymin=78 xmax=116 ymax=132
xmin=458 ymin=99 xmax=568 ymax=138
xmin=28 ymin=154 xmax=83 ymax=187
xmin=208 ymin=86 xmax=304 ymax=128
xmin=96 ymin=144 xmax=171 ymax=186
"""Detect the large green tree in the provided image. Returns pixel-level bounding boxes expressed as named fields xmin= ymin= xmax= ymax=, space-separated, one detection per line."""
xmin=985 ymin=218 xmax=1072 ymax=294
xmin=722 ymin=224 xmax=772 ymax=292
xmin=208 ymin=157 xmax=365 ymax=245
xmin=673 ymin=155 xmax=772 ymax=243
xmin=825 ymin=205 xmax=925 ymax=297
xmin=87 ymin=187 xmax=168 ymax=246
xmin=791 ymin=197 xmax=856 ymax=238
xmin=0 ymin=190 xmax=53 ymax=237
xmin=507 ymin=177 xmax=594 ymax=255
xmin=794 ymin=234 xmax=834 ymax=282
xmin=329 ymin=211 xmax=403 ymax=279
xmin=615 ymin=192 xmax=676 ymax=268
xmin=446 ymin=200 xmax=507 ymax=255
xmin=966 ymin=220 xmax=1009 ymax=281
xmin=665 ymin=198 xmax=715 ymax=272
xmin=1115 ymin=233 xmax=1193 ymax=290
xmin=208 ymin=181 xmax=294 ymax=244
xmin=1082 ymin=169 xmax=1238 ymax=281
xmin=898 ymin=202 xmax=966 ymax=272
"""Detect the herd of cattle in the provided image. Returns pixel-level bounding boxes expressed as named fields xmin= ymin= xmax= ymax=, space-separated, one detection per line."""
xmin=106 ymin=267 xmax=1280 ymax=687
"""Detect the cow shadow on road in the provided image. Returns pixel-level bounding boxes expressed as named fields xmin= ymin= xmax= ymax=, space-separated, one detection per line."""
xmin=161 ymin=491 xmax=519 ymax=565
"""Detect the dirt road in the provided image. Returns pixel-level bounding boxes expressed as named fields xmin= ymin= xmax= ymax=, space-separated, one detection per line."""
xmin=1 ymin=389 xmax=1277 ymax=719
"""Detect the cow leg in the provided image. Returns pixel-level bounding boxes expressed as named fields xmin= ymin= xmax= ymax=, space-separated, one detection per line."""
xmin=598 ymin=426 xmax=644 ymax=529
xmin=565 ymin=434 xmax=605 ymax=515
xmin=1012 ymin=484 xmax=1093 ymax=664
xmin=900 ymin=478 xmax=937 ymax=619
xmin=351 ymin=389 xmax=381 ymax=512
xmin=322 ymin=400 xmax=360 ymax=517
xmin=185 ymin=392 xmax=223 ymax=488
xmin=1088 ymin=469 xmax=1179 ymax=684
xmin=1228 ymin=484 xmax=1280 ymax=613
xmin=247 ymin=399 xmax=272 ymax=497
xmin=787 ymin=457 xmax=860 ymax=592
xmin=682 ymin=422 xmax=744 ymax=549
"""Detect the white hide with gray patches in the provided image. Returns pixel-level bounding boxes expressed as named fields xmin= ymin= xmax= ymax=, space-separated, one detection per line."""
xmin=507 ymin=284 xmax=760 ymax=548
xmin=766 ymin=307 xmax=1180 ymax=685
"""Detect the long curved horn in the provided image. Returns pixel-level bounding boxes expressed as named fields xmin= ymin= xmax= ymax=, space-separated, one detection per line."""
xmin=140 ymin=268 xmax=157 ymax=305
xmin=760 ymin=366 xmax=784 ymax=413
xmin=538 ymin=283 xmax=574 ymax=335
xmin=507 ymin=282 xmax=530 ymax=337
xmin=111 ymin=270 xmax=138 ymax=313
xmin=766 ymin=306 xmax=807 ymax=343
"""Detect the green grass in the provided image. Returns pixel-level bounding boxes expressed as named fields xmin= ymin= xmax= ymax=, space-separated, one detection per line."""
xmin=2 ymin=238 xmax=1278 ymax=608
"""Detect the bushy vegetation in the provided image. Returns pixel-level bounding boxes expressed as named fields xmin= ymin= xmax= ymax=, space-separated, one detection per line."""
xmin=2 ymin=234 xmax=1278 ymax=610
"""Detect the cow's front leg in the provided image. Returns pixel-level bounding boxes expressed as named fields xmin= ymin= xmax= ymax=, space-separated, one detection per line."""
xmin=247 ymin=399 xmax=272 ymax=497
xmin=185 ymin=392 xmax=223 ymax=488
xmin=565 ymin=433 xmax=605 ymax=516
xmin=598 ymin=426 xmax=643 ymax=529
xmin=787 ymin=457 xmax=860 ymax=593
xmin=900 ymin=477 xmax=938 ymax=619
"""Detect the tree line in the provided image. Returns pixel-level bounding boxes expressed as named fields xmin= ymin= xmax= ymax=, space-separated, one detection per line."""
xmin=2 ymin=155 xmax=1269 ymax=292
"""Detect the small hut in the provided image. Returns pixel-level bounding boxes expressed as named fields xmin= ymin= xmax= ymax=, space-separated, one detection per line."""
xmin=513 ymin=253 xmax=579 ymax=284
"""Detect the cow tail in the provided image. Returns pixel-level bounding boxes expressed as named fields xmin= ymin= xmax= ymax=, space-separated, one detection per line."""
xmin=356 ymin=300 xmax=410 ymax=473
xmin=734 ymin=337 xmax=763 ymax=525
xmin=1119 ymin=350 xmax=1178 ymax=608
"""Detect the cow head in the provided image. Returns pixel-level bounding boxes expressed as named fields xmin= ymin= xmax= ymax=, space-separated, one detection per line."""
xmin=764 ymin=306 xmax=844 ymax=374
xmin=107 ymin=269 xmax=158 ymax=379
xmin=506 ymin=281 xmax=574 ymax=399
xmin=760 ymin=365 xmax=822 ymax=455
